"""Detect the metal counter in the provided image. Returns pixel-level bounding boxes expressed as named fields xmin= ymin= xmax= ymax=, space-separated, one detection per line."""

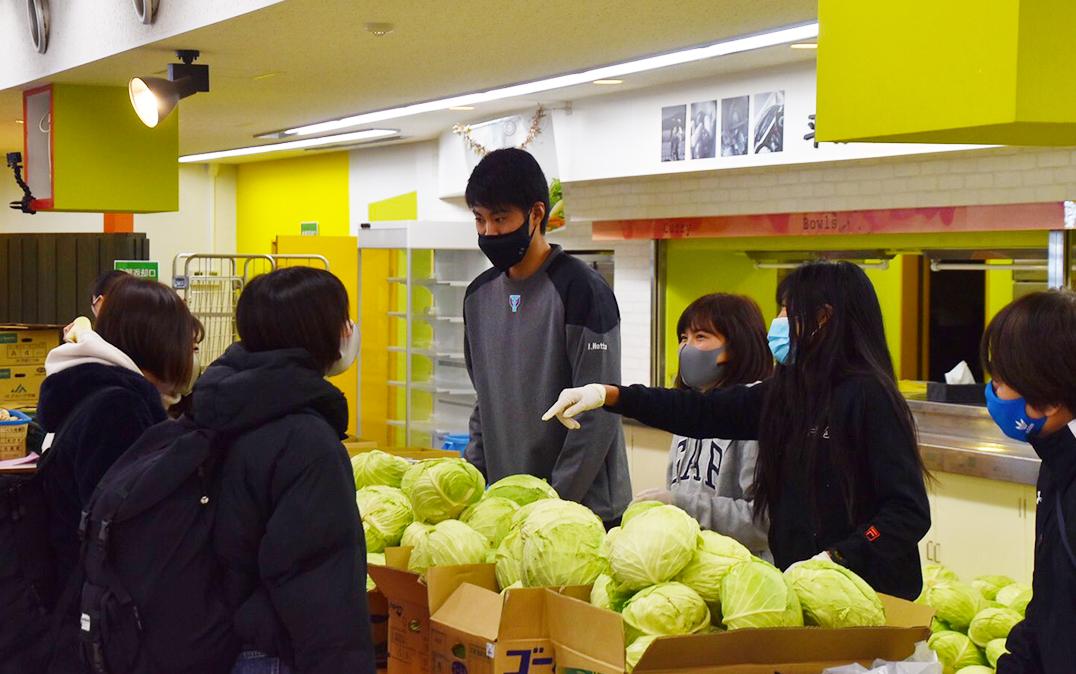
xmin=908 ymin=398 xmax=1040 ymax=485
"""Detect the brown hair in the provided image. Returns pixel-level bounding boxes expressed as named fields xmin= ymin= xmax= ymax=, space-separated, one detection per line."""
xmin=95 ymin=276 xmax=199 ymax=387
xmin=982 ymin=290 xmax=1076 ymax=414
xmin=236 ymin=267 xmax=349 ymax=372
xmin=674 ymin=293 xmax=774 ymax=390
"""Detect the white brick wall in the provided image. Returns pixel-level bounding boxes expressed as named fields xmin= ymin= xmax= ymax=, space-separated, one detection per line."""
xmin=566 ymin=146 xmax=1076 ymax=221
xmin=558 ymin=145 xmax=1076 ymax=388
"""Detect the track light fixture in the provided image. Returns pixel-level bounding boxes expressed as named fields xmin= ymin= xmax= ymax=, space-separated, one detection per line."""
xmin=129 ymin=49 xmax=210 ymax=128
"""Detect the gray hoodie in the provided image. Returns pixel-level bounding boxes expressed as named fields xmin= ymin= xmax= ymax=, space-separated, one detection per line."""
xmin=667 ymin=434 xmax=771 ymax=559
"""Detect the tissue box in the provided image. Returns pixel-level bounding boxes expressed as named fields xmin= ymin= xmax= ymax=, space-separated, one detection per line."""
xmin=926 ymin=383 xmax=985 ymax=405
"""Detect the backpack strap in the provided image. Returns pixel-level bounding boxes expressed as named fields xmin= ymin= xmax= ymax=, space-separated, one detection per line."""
xmin=1056 ymin=488 xmax=1076 ymax=570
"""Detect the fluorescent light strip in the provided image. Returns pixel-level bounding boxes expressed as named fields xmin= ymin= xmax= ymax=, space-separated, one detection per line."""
xmin=179 ymin=128 xmax=398 ymax=163
xmin=283 ymin=21 xmax=819 ymax=137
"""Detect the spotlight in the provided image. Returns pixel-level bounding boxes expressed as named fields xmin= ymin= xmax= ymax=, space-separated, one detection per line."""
xmin=129 ymin=49 xmax=210 ymax=128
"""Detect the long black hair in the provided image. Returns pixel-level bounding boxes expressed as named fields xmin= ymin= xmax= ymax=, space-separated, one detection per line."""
xmin=755 ymin=261 xmax=923 ymax=525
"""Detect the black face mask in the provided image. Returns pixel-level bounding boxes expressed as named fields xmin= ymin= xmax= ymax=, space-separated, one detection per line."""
xmin=478 ymin=215 xmax=534 ymax=271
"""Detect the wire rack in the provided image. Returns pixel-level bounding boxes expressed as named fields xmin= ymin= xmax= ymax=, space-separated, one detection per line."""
xmin=172 ymin=253 xmax=330 ymax=368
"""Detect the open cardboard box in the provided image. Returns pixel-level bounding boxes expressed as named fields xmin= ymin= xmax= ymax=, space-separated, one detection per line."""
xmin=430 ymin=582 xmax=592 ymax=674
xmin=367 ymin=547 xmax=498 ymax=674
xmin=432 ymin=585 xmax=933 ymax=674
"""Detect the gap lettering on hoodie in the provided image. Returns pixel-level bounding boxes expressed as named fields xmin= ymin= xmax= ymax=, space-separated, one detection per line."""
xmin=674 ymin=438 xmax=724 ymax=488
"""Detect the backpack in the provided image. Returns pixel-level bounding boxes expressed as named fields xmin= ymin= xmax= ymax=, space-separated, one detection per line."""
xmin=77 ymin=417 xmax=239 ymax=674
xmin=0 ymin=467 xmax=55 ymax=673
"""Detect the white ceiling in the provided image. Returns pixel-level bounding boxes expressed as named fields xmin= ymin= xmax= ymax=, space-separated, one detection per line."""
xmin=0 ymin=0 xmax=817 ymax=159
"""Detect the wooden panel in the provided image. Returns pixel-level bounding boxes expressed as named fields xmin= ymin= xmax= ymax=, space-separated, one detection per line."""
xmin=36 ymin=236 xmax=56 ymax=323
xmin=21 ymin=238 xmax=38 ymax=324
xmin=55 ymin=236 xmax=78 ymax=322
xmin=0 ymin=237 xmax=8 ymax=322
xmin=7 ymin=238 xmax=23 ymax=321
xmin=75 ymin=238 xmax=99 ymax=319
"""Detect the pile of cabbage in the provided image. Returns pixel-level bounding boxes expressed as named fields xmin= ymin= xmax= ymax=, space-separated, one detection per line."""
xmin=595 ymin=501 xmax=888 ymax=672
xmin=351 ymin=451 xmax=566 ymax=582
xmin=917 ymin=563 xmax=1030 ymax=674
xmin=352 ymin=455 xmax=897 ymax=673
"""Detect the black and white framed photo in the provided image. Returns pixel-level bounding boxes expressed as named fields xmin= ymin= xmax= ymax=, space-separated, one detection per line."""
xmin=720 ymin=96 xmax=749 ymax=157
xmin=752 ymin=90 xmax=785 ymax=154
xmin=661 ymin=104 xmax=687 ymax=162
xmin=689 ymin=100 xmax=717 ymax=159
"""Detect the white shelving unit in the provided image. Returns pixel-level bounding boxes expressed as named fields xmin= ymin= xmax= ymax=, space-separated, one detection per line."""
xmin=360 ymin=221 xmax=489 ymax=448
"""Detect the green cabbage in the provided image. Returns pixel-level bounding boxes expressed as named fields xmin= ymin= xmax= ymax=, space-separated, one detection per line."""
xmin=624 ymin=635 xmax=657 ymax=674
xmin=519 ymin=500 xmax=607 ymax=587
xmin=720 ymin=558 xmax=803 ymax=630
xmin=366 ymin=552 xmax=386 ymax=592
xmin=1005 ymin=586 xmax=1032 ymax=617
xmin=785 ymin=559 xmax=886 ymax=628
xmin=351 ymin=450 xmax=410 ymax=489
xmin=401 ymin=521 xmax=434 ymax=573
xmin=971 ymin=575 xmax=1016 ymax=601
xmin=985 ymin=638 xmax=1008 ymax=667
xmin=590 ymin=573 xmax=635 ymax=613
xmin=995 ymin=582 xmax=1031 ymax=612
xmin=621 ymin=582 xmax=711 ymax=643
xmin=928 ymin=631 xmax=986 ymax=674
xmin=460 ymin=496 xmax=519 ymax=546
xmin=407 ymin=519 xmax=490 ymax=575
xmin=484 ymin=474 xmax=559 ymax=505
xmin=621 ymin=500 xmax=663 ymax=526
xmin=967 ymin=607 xmax=1022 ymax=647
xmin=931 ymin=618 xmax=953 ymax=633
xmin=356 ymin=486 xmax=415 ymax=553
xmin=954 ymin=667 xmax=994 ymax=674
xmin=919 ymin=581 xmax=983 ymax=632
xmin=675 ymin=530 xmax=751 ymax=606
xmin=924 ymin=563 xmax=961 ymax=586
xmin=495 ymin=527 xmax=524 ymax=590
xmin=401 ymin=458 xmax=484 ymax=523
xmin=609 ymin=505 xmax=700 ymax=590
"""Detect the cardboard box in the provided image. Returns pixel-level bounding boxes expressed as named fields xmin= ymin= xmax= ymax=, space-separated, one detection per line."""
xmin=367 ymin=548 xmax=498 ymax=674
xmin=0 ymin=364 xmax=47 ymax=409
xmin=0 ymin=325 xmax=62 ymax=367
xmin=430 ymin=584 xmax=592 ymax=674
xmin=369 ymin=589 xmax=389 ymax=668
xmin=432 ymin=587 xmax=933 ymax=674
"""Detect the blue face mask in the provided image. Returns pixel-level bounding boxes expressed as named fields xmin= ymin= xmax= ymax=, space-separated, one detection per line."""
xmin=768 ymin=316 xmax=791 ymax=365
xmin=985 ymin=383 xmax=1046 ymax=442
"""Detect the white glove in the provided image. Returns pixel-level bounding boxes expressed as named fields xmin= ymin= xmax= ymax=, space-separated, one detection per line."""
xmin=541 ymin=384 xmax=607 ymax=430
xmin=633 ymin=488 xmax=673 ymax=505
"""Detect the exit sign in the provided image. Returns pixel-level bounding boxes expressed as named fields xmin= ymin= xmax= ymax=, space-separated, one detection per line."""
xmin=300 ymin=221 xmax=319 ymax=236
xmin=114 ymin=260 xmax=160 ymax=281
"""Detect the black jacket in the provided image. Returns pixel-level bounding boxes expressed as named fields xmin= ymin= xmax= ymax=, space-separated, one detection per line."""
xmin=37 ymin=363 xmax=166 ymax=586
xmin=611 ymin=375 xmax=931 ymax=599
xmin=998 ymin=421 xmax=1076 ymax=674
xmin=191 ymin=344 xmax=374 ymax=674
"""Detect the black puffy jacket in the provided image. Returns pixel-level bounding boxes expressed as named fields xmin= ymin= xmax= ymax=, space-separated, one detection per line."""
xmin=190 ymin=344 xmax=374 ymax=674
xmin=998 ymin=421 xmax=1076 ymax=674
xmin=37 ymin=364 xmax=167 ymax=593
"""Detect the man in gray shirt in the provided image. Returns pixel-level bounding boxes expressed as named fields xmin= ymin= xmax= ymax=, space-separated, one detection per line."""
xmin=462 ymin=148 xmax=631 ymax=525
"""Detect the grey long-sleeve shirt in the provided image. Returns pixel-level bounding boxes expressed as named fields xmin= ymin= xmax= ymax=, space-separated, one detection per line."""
xmin=463 ymin=245 xmax=631 ymax=522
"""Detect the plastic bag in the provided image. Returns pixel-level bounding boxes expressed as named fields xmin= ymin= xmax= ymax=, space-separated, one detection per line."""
xmin=822 ymin=642 xmax=942 ymax=674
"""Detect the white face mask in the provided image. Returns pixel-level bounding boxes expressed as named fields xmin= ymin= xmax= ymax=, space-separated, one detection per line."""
xmin=327 ymin=321 xmax=360 ymax=377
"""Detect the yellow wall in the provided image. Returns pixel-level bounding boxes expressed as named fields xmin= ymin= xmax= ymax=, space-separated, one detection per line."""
xmin=236 ymin=152 xmax=350 ymax=254
xmin=663 ymin=232 xmax=1048 ymax=385
xmin=275 ymin=236 xmax=360 ymax=437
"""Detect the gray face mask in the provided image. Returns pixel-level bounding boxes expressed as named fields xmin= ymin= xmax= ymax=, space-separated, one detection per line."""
xmin=678 ymin=343 xmax=727 ymax=391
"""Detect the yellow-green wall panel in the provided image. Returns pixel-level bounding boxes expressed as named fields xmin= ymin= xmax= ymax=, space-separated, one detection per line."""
xmin=236 ymin=152 xmax=350 ymax=254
